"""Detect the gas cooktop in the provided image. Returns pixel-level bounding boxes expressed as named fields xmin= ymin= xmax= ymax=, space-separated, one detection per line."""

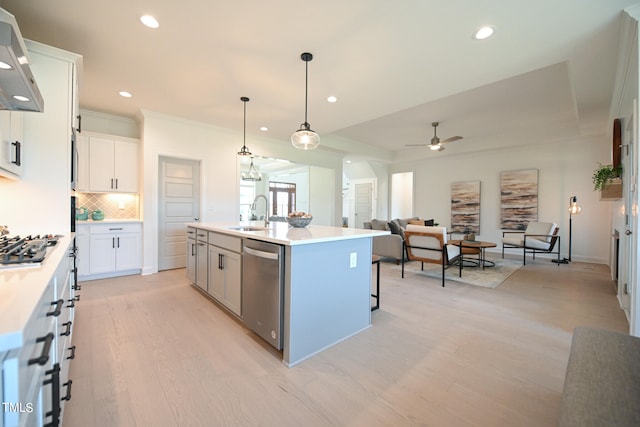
xmin=0 ymin=234 xmax=60 ymax=268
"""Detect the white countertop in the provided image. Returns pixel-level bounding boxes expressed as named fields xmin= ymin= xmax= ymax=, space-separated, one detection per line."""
xmin=76 ymin=219 xmax=141 ymax=224
xmin=187 ymin=222 xmax=389 ymax=246
xmin=0 ymin=235 xmax=73 ymax=352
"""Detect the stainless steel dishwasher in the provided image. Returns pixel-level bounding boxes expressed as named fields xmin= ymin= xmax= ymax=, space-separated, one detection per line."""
xmin=242 ymin=239 xmax=284 ymax=349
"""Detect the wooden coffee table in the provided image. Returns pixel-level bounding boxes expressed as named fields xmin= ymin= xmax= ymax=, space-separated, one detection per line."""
xmin=449 ymin=239 xmax=497 ymax=277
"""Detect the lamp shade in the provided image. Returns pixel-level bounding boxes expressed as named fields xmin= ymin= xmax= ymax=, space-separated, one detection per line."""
xmin=568 ymin=196 xmax=581 ymax=215
xmin=291 ymin=123 xmax=320 ymax=150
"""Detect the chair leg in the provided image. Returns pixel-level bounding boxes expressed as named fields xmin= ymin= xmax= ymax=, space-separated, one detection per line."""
xmin=523 ymin=247 xmax=526 ymax=265
xmin=441 ymin=259 xmax=445 ymax=287
xmin=401 ymin=255 xmax=405 ymax=278
xmin=502 ymin=244 xmax=504 ymax=259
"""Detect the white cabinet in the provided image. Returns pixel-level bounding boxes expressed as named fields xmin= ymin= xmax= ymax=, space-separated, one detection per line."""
xmin=0 ymin=237 xmax=77 ymax=427
xmin=75 ymin=224 xmax=90 ymax=276
xmin=0 ymin=111 xmax=24 ymax=179
xmin=208 ymin=232 xmax=242 ymax=316
xmin=78 ymin=222 xmax=141 ymax=280
xmin=81 ymin=132 xmax=139 ymax=193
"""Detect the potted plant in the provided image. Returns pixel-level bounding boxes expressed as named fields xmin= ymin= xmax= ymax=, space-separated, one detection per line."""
xmin=592 ymin=163 xmax=622 ymax=200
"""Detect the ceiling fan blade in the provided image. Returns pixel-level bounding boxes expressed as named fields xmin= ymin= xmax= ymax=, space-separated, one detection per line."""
xmin=441 ymin=136 xmax=463 ymax=144
xmin=405 ymin=143 xmax=428 ymax=147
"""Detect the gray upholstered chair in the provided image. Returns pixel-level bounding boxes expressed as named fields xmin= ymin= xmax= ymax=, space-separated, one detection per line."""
xmin=402 ymin=225 xmax=461 ymax=287
xmin=501 ymin=222 xmax=560 ymax=265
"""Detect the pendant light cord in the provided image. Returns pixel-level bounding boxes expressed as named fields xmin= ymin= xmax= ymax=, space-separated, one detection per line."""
xmin=304 ymin=59 xmax=309 ymax=126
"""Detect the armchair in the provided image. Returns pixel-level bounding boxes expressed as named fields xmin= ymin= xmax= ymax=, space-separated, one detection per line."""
xmin=501 ymin=222 xmax=560 ymax=265
xmin=402 ymin=225 xmax=461 ymax=287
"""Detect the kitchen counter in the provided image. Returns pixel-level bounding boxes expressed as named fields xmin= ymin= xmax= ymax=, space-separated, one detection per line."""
xmin=0 ymin=234 xmax=73 ymax=352
xmin=76 ymin=218 xmax=141 ymax=224
xmin=187 ymin=221 xmax=389 ymax=245
xmin=189 ymin=222 xmax=389 ymax=366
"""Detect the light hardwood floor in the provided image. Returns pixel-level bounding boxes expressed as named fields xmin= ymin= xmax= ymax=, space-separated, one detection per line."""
xmin=64 ymin=257 xmax=628 ymax=427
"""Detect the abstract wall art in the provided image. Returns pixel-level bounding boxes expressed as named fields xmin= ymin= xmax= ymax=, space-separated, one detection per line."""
xmin=451 ymin=180 xmax=480 ymax=234
xmin=500 ymin=169 xmax=538 ymax=230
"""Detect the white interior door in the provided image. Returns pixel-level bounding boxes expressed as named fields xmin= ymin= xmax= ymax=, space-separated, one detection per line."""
xmin=628 ymin=101 xmax=639 ymax=335
xmin=354 ymin=183 xmax=372 ymax=228
xmin=158 ymin=156 xmax=201 ymax=271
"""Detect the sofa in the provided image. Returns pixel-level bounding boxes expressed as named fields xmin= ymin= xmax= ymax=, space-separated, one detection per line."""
xmin=363 ymin=217 xmax=433 ymax=263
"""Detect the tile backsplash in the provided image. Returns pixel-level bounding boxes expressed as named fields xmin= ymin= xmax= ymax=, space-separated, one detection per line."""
xmin=76 ymin=193 xmax=140 ymax=220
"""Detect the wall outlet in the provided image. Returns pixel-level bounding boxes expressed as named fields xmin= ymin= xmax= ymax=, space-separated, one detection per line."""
xmin=350 ymin=252 xmax=357 ymax=268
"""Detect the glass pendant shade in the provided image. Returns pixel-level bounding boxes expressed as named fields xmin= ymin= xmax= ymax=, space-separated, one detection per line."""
xmin=291 ymin=122 xmax=320 ymax=150
xmin=291 ymin=52 xmax=319 ymax=150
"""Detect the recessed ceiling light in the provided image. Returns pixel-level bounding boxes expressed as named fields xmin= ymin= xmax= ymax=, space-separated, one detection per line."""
xmin=327 ymin=96 xmax=337 ymax=103
xmin=119 ymin=91 xmax=132 ymax=98
xmin=13 ymin=95 xmax=30 ymax=102
xmin=260 ymin=126 xmax=268 ymax=132
xmin=0 ymin=61 xmax=12 ymax=70
xmin=472 ymin=26 xmax=494 ymax=40
xmin=140 ymin=15 xmax=159 ymax=29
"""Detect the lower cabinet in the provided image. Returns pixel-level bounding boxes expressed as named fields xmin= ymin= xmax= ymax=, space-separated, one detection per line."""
xmin=208 ymin=245 xmax=242 ymax=316
xmin=77 ymin=222 xmax=142 ymax=280
xmin=0 ymin=238 xmax=78 ymax=427
xmin=186 ymin=228 xmax=242 ymax=317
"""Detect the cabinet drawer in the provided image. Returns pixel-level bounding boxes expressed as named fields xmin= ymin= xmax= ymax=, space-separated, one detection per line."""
xmin=209 ymin=232 xmax=241 ymax=252
xmin=89 ymin=223 xmax=141 ymax=234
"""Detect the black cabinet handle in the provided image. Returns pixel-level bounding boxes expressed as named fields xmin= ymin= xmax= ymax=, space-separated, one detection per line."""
xmin=61 ymin=321 xmax=72 ymax=337
xmin=62 ymin=380 xmax=73 ymax=401
xmin=111 ymin=178 xmax=114 ymax=189
xmin=76 ymin=114 xmax=82 ymax=133
xmin=11 ymin=141 xmax=21 ymax=166
xmin=112 ymin=237 xmax=115 ymax=248
xmin=191 ymin=243 xmax=196 ymax=256
xmin=28 ymin=333 xmax=54 ymax=366
xmin=115 ymin=178 xmax=118 ymax=189
xmin=117 ymin=237 xmax=120 ymax=248
xmin=67 ymin=345 xmax=76 ymax=360
xmin=44 ymin=363 xmax=60 ymax=426
xmin=47 ymin=299 xmax=64 ymax=317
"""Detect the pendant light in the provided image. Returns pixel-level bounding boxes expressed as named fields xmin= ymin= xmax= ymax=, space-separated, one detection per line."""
xmin=242 ymin=157 xmax=262 ymax=181
xmin=237 ymin=96 xmax=252 ymax=156
xmin=291 ymin=52 xmax=320 ymax=150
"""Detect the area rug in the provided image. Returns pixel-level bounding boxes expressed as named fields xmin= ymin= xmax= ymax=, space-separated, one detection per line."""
xmin=394 ymin=257 xmax=523 ymax=288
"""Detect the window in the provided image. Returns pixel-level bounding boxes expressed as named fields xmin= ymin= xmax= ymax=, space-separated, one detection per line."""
xmin=239 ymin=182 xmax=256 ymax=221
xmin=269 ymin=181 xmax=296 ymax=216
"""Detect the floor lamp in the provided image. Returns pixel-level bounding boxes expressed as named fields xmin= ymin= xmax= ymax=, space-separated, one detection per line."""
xmin=554 ymin=196 xmax=581 ymax=264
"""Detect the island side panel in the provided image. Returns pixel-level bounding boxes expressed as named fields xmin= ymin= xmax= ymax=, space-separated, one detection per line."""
xmin=283 ymin=237 xmax=372 ymax=366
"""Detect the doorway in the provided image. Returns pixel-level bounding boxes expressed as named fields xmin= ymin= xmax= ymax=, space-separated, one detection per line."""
xmin=158 ymin=156 xmax=201 ymax=271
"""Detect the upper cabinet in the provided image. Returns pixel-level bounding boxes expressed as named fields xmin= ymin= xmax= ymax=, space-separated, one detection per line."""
xmin=77 ymin=131 xmax=139 ymax=193
xmin=0 ymin=111 xmax=24 ymax=179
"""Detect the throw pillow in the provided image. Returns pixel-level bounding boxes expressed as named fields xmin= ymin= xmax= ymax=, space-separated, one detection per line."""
xmin=388 ymin=221 xmax=400 ymax=235
xmin=370 ymin=219 xmax=388 ymax=231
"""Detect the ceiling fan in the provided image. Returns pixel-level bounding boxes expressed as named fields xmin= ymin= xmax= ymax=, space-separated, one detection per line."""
xmin=406 ymin=122 xmax=463 ymax=151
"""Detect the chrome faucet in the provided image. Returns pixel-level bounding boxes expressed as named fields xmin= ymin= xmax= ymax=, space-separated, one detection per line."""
xmin=251 ymin=195 xmax=269 ymax=227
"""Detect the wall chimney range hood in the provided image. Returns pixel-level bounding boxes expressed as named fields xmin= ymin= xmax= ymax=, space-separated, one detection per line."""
xmin=0 ymin=8 xmax=43 ymax=112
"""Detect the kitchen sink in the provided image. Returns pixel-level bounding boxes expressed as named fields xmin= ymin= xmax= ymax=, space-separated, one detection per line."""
xmin=227 ymin=226 xmax=266 ymax=232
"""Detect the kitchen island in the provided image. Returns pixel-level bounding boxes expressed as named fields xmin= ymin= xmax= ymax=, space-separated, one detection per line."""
xmin=186 ymin=222 xmax=389 ymax=367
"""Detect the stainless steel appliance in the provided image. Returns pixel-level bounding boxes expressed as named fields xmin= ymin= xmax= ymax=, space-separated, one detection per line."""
xmin=0 ymin=234 xmax=60 ymax=269
xmin=242 ymin=239 xmax=284 ymax=350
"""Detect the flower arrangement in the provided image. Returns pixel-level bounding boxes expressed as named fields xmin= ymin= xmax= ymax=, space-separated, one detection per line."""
xmin=592 ymin=163 xmax=622 ymax=191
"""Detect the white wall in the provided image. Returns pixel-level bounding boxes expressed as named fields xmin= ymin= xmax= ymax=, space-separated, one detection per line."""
xmin=390 ymin=134 xmax=612 ymax=264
